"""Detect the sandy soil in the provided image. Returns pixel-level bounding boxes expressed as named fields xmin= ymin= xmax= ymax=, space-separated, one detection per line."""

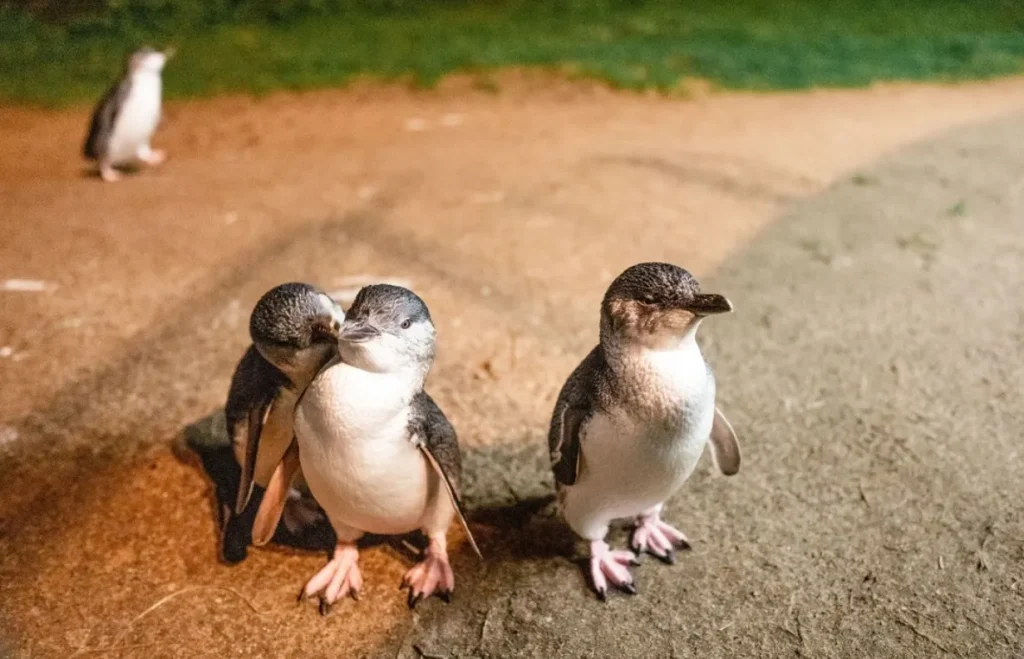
xmin=1 ymin=75 xmax=1023 ymax=658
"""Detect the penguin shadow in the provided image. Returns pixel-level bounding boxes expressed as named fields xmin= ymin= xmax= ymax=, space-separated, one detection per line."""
xmin=175 ymin=410 xmax=336 ymax=564
xmin=459 ymin=444 xmax=577 ymax=562
xmin=175 ymin=410 xmax=577 ymax=567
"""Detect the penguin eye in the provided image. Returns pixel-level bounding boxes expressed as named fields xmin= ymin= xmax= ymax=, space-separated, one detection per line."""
xmin=400 ymin=318 xmax=412 ymax=330
xmin=641 ymin=294 xmax=656 ymax=305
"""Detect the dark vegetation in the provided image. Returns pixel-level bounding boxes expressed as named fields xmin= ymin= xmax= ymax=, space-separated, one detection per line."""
xmin=2 ymin=0 xmax=1024 ymax=105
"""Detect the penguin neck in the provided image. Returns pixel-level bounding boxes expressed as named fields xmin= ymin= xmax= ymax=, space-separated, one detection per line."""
xmin=131 ymin=68 xmax=162 ymax=83
xmin=128 ymin=68 xmax=163 ymax=98
xmin=601 ymin=316 xmax=704 ymax=364
xmin=601 ymin=320 xmax=708 ymax=414
xmin=257 ymin=341 xmax=336 ymax=391
xmin=337 ymin=345 xmax=429 ymax=395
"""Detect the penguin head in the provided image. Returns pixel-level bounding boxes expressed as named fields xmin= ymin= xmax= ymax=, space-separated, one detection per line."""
xmin=249 ymin=283 xmax=344 ymax=377
xmin=337 ymin=284 xmax=436 ymax=377
xmin=128 ymin=47 xmax=171 ymax=75
xmin=600 ymin=262 xmax=732 ymax=348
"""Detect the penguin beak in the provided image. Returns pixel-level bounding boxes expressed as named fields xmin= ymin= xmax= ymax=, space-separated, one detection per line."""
xmin=315 ymin=294 xmax=345 ymax=340
xmin=339 ymin=318 xmax=381 ymax=343
xmin=682 ymin=294 xmax=733 ymax=316
xmin=313 ymin=313 xmax=343 ymax=341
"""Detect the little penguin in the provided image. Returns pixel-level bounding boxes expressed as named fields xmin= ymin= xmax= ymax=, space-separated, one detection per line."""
xmin=266 ymin=283 xmax=480 ymax=613
xmin=223 ymin=283 xmax=345 ymax=563
xmin=548 ymin=262 xmax=742 ymax=599
xmin=83 ymin=47 xmax=173 ymax=182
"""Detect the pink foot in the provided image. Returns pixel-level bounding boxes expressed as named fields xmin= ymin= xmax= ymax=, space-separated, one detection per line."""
xmin=100 ymin=164 xmax=121 ymax=182
xmin=589 ymin=540 xmax=640 ymax=600
xmin=139 ymin=148 xmax=167 ymax=166
xmin=402 ymin=536 xmax=454 ymax=608
xmin=300 ymin=542 xmax=362 ymax=614
xmin=631 ymin=511 xmax=691 ymax=564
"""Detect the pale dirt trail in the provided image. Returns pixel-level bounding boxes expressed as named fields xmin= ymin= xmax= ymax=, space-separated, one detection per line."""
xmin=1 ymin=76 xmax=1023 ymax=657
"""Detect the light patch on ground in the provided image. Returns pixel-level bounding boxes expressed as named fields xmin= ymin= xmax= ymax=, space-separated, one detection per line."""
xmin=404 ymin=117 xmax=428 ymax=132
xmin=0 ymin=426 xmax=18 ymax=446
xmin=2 ymin=279 xmax=54 ymax=292
xmin=440 ymin=113 xmax=465 ymax=127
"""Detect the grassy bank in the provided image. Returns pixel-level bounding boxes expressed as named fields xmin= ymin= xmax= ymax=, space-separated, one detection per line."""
xmin=2 ymin=0 xmax=1024 ymax=106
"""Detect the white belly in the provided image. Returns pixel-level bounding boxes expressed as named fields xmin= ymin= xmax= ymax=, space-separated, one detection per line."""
xmin=108 ymin=73 xmax=162 ymax=164
xmin=294 ymin=360 xmax=433 ymax=536
xmin=562 ymin=339 xmax=715 ymax=538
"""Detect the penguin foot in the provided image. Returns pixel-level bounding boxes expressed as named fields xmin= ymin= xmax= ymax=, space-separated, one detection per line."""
xmin=100 ymin=164 xmax=121 ymax=182
xmin=631 ymin=512 xmax=691 ymax=563
xmin=300 ymin=542 xmax=362 ymax=612
xmin=402 ymin=536 xmax=454 ymax=608
xmin=589 ymin=540 xmax=639 ymax=600
xmin=139 ymin=148 xmax=167 ymax=166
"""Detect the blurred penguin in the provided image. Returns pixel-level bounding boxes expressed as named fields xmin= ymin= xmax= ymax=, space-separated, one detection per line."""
xmin=83 ymin=47 xmax=173 ymax=182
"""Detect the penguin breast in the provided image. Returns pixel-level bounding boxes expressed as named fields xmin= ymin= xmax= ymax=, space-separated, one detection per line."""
xmin=107 ymin=72 xmax=162 ymax=163
xmin=294 ymin=362 xmax=435 ymax=535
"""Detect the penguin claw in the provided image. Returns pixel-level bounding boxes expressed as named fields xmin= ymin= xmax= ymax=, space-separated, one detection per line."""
xmin=589 ymin=540 xmax=637 ymax=600
xmin=632 ymin=513 xmax=690 ymax=563
xmin=440 ymin=590 xmax=452 ymax=604
xmin=402 ymin=538 xmax=455 ymax=607
xmin=301 ymin=542 xmax=361 ymax=613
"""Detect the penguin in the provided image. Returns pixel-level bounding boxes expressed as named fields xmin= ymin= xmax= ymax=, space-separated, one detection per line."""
xmin=548 ymin=262 xmax=742 ymax=599
xmin=83 ymin=47 xmax=173 ymax=182
xmin=222 ymin=283 xmax=345 ymax=563
xmin=257 ymin=283 xmax=480 ymax=612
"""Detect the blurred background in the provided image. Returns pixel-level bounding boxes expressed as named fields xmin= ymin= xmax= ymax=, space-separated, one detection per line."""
xmin=3 ymin=0 xmax=1024 ymax=104
xmin=1 ymin=1 xmax=1023 ymax=658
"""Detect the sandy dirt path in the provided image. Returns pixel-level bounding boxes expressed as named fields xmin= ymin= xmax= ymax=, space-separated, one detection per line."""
xmin=1 ymin=76 xmax=1023 ymax=657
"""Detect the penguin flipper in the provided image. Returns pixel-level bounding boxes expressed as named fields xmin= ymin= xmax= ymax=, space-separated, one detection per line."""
xmin=251 ymin=439 xmax=301 ymax=546
xmin=547 ymin=346 xmax=603 ymax=487
xmin=709 ymin=407 xmax=741 ymax=476
xmin=409 ymin=391 xmax=482 ymax=560
xmin=418 ymin=444 xmax=482 ymax=560
xmin=550 ymin=405 xmax=588 ymax=487
xmin=83 ymin=77 xmax=130 ymax=160
xmin=235 ymin=395 xmax=276 ymax=514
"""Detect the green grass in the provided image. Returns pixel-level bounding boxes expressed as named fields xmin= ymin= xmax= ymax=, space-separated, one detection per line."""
xmin=3 ymin=0 xmax=1024 ymax=106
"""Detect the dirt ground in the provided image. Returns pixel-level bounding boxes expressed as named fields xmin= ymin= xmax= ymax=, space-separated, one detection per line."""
xmin=2 ymin=74 xmax=1024 ymax=658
